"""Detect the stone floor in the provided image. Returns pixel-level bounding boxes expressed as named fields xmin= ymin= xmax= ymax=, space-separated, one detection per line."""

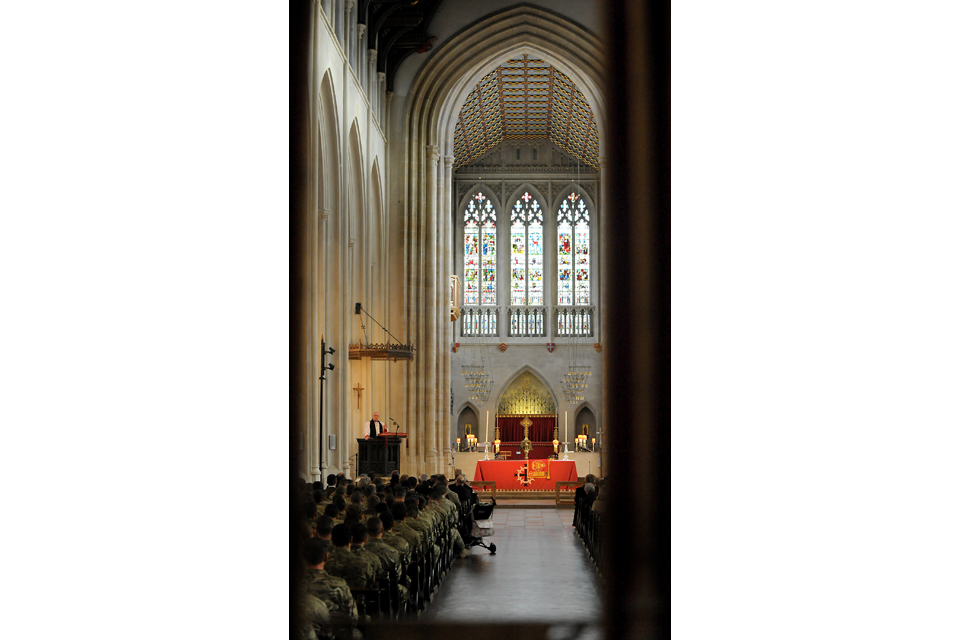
xmin=421 ymin=509 xmax=601 ymax=628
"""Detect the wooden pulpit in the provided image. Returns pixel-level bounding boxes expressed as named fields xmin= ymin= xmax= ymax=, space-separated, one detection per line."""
xmin=357 ymin=432 xmax=407 ymax=476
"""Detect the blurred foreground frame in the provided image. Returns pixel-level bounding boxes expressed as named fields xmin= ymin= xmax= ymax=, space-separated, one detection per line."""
xmin=289 ymin=0 xmax=670 ymax=636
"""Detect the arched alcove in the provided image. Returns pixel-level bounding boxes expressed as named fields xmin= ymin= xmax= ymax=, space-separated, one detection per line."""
xmin=456 ymin=405 xmax=479 ymax=444
xmin=575 ymin=405 xmax=597 ymax=441
xmin=495 ymin=369 xmax=557 ymax=443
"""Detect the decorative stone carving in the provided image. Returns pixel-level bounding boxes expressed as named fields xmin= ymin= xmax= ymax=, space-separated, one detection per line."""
xmin=456 ymin=181 xmax=472 ymax=204
xmin=579 ymin=180 xmax=597 ymax=203
xmin=532 ymin=181 xmax=550 ymax=202
xmin=497 ymin=374 xmax=557 ymax=415
xmin=319 ymin=208 xmax=330 ymax=221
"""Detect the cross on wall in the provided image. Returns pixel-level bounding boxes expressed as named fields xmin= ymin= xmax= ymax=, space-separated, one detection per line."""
xmin=353 ymin=383 xmax=364 ymax=409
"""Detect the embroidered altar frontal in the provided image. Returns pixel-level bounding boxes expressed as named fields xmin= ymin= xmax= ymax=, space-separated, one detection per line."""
xmin=473 ymin=460 xmax=578 ymax=491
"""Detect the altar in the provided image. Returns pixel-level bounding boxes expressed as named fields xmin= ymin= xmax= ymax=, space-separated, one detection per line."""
xmin=473 ymin=459 xmax=578 ymax=491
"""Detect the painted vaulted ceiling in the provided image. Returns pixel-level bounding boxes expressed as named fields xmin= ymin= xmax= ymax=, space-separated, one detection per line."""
xmin=454 ymin=55 xmax=600 ymax=170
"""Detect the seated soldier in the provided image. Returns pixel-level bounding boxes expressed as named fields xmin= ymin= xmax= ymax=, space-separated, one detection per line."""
xmin=315 ymin=515 xmax=334 ymax=541
xmin=363 ymin=495 xmax=380 ymax=518
xmin=350 ymin=522 xmax=384 ymax=577
xmin=343 ymin=504 xmax=364 ymax=527
xmin=404 ymin=501 xmax=440 ymax=559
xmin=302 ymin=538 xmax=359 ymax=637
xmin=322 ymin=503 xmax=339 ymax=521
xmin=324 ymin=523 xmax=376 ymax=589
xmin=390 ymin=502 xmax=423 ymax=552
xmin=436 ymin=475 xmax=461 ymax=507
xmin=428 ymin=489 xmax=468 ymax=558
xmin=378 ymin=510 xmax=411 ymax=562
xmin=363 ymin=516 xmax=411 ymax=605
xmin=406 ymin=496 xmax=436 ymax=540
xmin=363 ymin=516 xmax=401 ymax=572
xmin=332 ymin=496 xmax=347 ymax=519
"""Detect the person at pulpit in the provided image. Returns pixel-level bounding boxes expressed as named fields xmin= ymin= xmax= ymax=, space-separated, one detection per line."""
xmin=363 ymin=411 xmax=386 ymax=439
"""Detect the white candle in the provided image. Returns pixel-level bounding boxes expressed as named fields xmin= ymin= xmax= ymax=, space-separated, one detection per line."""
xmin=564 ymin=410 xmax=568 ymax=444
xmin=485 ymin=410 xmax=489 ymax=443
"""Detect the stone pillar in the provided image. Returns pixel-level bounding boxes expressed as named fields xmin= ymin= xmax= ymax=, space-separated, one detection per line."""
xmin=424 ymin=144 xmax=440 ymax=474
xmin=344 ymin=0 xmax=355 ymax=65
xmin=441 ymin=155 xmax=456 ymax=474
xmin=367 ymin=49 xmax=377 ymax=108
xmin=356 ymin=24 xmax=366 ymax=85
xmin=377 ymin=71 xmax=393 ymax=129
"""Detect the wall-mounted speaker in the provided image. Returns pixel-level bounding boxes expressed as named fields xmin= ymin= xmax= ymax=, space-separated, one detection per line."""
xmin=328 ymin=434 xmax=337 ymax=450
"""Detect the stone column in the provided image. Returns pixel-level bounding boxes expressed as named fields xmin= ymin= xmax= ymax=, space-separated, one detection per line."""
xmin=441 ymin=155 xmax=456 ymax=474
xmin=344 ymin=0 xmax=355 ymax=64
xmin=367 ymin=49 xmax=378 ymax=108
xmin=356 ymin=24 xmax=366 ymax=85
xmin=424 ymin=144 xmax=440 ymax=474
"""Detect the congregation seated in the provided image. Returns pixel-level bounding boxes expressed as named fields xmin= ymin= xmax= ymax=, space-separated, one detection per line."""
xmin=300 ymin=538 xmax=360 ymax=640
xmin=296 ymin=468 xmax=477 ymax=632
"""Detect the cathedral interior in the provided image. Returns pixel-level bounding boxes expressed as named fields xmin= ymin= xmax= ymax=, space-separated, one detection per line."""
xmin=291 ymin=0 xmax=669 ymax=638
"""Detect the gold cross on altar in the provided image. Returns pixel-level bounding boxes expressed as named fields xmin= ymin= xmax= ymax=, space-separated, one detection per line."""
xmin=353 ymin=383 xmax=364 ymax=409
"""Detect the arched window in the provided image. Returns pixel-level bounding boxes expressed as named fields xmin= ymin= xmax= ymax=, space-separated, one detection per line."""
xmin=510 ymin=192 xmax=544 ymax=306
xmin=464 ymin=192 xmax=497 ymax=306
xmin=558 ymin=193 xmax=590 ymax=305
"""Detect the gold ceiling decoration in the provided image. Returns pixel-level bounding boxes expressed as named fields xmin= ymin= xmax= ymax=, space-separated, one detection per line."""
xmin=453 ymin=55 xmax=600 ymax=170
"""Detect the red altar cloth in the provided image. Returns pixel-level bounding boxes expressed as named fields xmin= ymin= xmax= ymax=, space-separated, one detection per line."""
xmin=473 ymin=460 xmax=578 ymax=491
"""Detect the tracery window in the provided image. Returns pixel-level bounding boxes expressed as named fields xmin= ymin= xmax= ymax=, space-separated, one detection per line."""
xmin=557 ymin=193 xmax=590 ymax=305
xmin=510 ymin=192 xmax=544 ymax=305
xmin=464 ymin=192 xmax=497 ymax=305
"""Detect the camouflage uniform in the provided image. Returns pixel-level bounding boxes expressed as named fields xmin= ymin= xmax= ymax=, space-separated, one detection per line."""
xmin=382 ymin=529 xmax=411 ymax=562
xmin=406 ymin=516 xmax=440 ymax=559
xmin=304 ymin=568 xmax=358 ymax=628
xmin=325 ymin=545 xmax=377 ymax=589
xmin=429 ymin=501 xmax=464 ymax=555
xmin=298 ymin=591 xmax=330 ymax=640
xmin=365 ymin=537 xmax=411 ymax=604
xmin=364 ymin=537 xmax=401 ymax=571
xmin=351 ymin=544 xmax=384 ymax=577
xmin=393 ymin=519 xmax=423 ymax=552
xmin=443 ymin=487 xmax=461 ymax=507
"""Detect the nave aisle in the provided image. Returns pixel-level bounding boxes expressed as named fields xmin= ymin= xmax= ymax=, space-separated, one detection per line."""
xmin=422 ymin=508 xmax=601 ymax=633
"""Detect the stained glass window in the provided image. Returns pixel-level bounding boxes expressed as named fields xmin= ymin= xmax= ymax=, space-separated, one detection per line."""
xmin=510 ymin=191 xmax=543 ymax=306
xmin=558 ymin=193 xmax=589 ymax=305
xmin=464 ymin=192 xmax=497 ymax=306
